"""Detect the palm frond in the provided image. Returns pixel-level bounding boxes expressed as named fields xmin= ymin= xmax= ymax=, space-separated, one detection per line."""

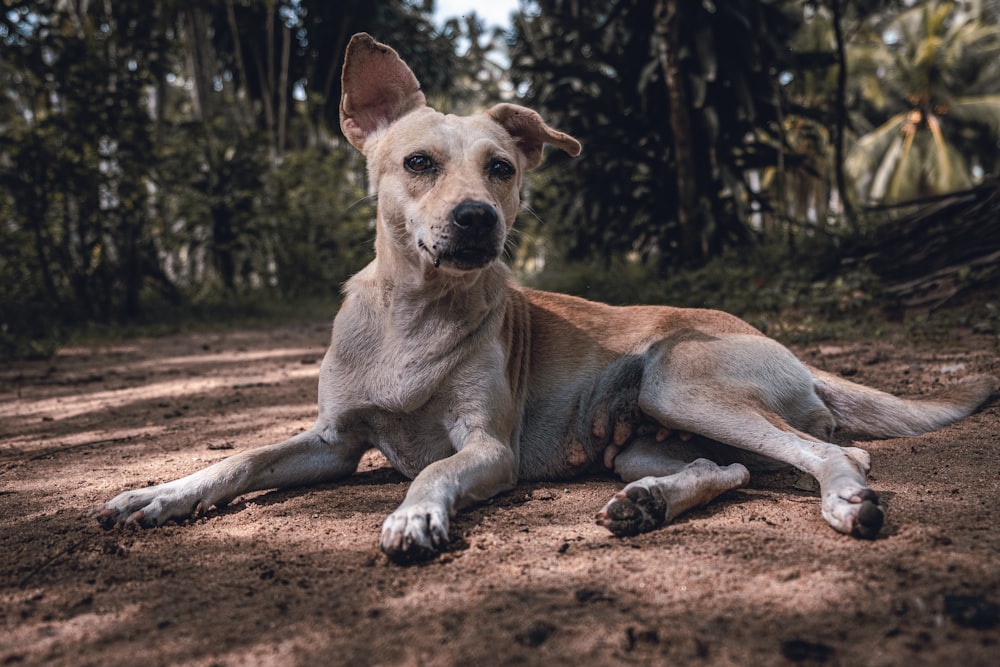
xmin=852 ymin=113 xmax=909 ymax=154
xmin=869 ymin=133 xmax=905 ymax=202
xmin=887 ymin=129 xmax=918 ymax=201
xmin=950 ymin=95 xmax=1000 ymax=136
xmin=927 ymin=116 xmax=965 ymax=192
xmin=848 ymin=113 xmax=908 ymax=202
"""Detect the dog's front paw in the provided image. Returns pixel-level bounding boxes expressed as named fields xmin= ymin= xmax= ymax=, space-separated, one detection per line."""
xmin=380 ymin=504 xmax=449 ymax=563
xmin=94 ymin=482 xmax=206 ymax=529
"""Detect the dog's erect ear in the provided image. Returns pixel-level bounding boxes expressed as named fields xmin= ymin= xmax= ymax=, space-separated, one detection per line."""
xmin=340 ymin=33 xmax=426 ymax=153
xmin=486 ymin=103 xmax=582 ymax=170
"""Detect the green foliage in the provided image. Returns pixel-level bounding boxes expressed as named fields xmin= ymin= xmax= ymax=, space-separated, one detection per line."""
xmin=847 ymin=0 xmax=1000 ymax=203
xmin=268 ymin=149 xmax=374 ymax=297
xmin=510 ymin=0 xmax=802 ymax=265
xmin=0 ymin=0 xmax=167 ymax=359
xmin=3 ymin=0 xmax=998 ymax=362
xmin=522 ymin=240 xmax=883 ymax=345
xmin=0 ymin=0 xmax=469 ymax=360
xmin=207 ymin=0 xmax=465 ymax=147
xmin=0 ymin=191 xmax=61 ymax=360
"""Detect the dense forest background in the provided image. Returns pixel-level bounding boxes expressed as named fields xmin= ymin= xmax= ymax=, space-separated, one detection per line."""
xmin=2 ymin=0 xmax=1000 ymax=359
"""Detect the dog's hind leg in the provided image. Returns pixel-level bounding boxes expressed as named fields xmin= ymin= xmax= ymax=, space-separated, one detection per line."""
xmin=672 ymin=409 xmax=883 ymax=538
xmin=96 ymin=427 xmax=367 ymax=528
xmin=635 ymin=334 xmax=885 ymax=538
xmin=597 ymin=438 xmax=750 ymax=536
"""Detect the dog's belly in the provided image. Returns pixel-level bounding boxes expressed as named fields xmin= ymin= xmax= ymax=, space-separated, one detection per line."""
xmin=518 ymin=354 xmax=650 ymax=481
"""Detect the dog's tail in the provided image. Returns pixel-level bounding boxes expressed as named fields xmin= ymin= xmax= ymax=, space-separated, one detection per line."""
xmin=810 ymin=367 xmax=995 ymax=438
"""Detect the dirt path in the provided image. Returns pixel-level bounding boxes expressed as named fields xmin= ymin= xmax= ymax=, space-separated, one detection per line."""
xmin=2 ymin=318 xmax=998 ymax=666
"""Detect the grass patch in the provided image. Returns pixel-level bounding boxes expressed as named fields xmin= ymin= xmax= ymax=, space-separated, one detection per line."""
xmin=26 ymin=293 xmax=341 ymax=359
xmin=521 ymin=241 xmax=889 ymax=345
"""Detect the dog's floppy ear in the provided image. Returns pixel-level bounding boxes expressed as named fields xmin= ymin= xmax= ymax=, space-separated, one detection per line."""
xmin=340 ymin=33 xmax=427 ymax=153
xmin=486 ymin=103 xmax=582 ymax=170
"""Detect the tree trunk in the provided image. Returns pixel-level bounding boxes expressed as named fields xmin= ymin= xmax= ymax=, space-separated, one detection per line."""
xmin=655 ymin=0 xmax=701 ymax=260
xmin=250 ymin=8 xmax=276 ymax=158
xmin=211 ymin=203 xmax=237 ymax=292
xmin=182 ymin=8 xmax=215 ymax=122
xmin=225 ymin=0 xmax=254 ymax=130
xmin=278 ymin=23 xmax=291 ymax=160
xmin=318 ymin=23 xmax=351 ymax=142
xmin=830 ymin=0 xmax=855 ymax=228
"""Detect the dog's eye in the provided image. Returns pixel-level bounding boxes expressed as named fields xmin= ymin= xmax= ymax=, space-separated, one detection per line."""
xmin=405 ymin=154 xmax=436 ymax=174
xmin=488 ymin=158 xmax=515 ymax=180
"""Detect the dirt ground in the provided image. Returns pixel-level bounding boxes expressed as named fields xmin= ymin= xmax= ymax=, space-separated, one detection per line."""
xmin=2 ymin=310 xmax=999 ymax=666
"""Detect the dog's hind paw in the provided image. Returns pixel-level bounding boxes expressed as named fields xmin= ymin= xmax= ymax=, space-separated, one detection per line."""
xmin=596 ymin=485 xmax=667 ymax=537
xmin=822 ymin=486 xmax=885 ymax=539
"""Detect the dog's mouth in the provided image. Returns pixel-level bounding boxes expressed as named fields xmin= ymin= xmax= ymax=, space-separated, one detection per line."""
xmin=419 ymin=241 xmax=497 ymax=271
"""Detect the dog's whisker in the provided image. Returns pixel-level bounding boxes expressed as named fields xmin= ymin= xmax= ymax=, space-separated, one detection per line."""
xmin=346 ymin=193 xmax=378 ymax=213
xmin=519 ymin=203 xmax=545 ymax=226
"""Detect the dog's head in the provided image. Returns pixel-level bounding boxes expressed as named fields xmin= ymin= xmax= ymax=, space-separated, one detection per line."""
xmin=340 ymin=33 xmax=581 ymax=276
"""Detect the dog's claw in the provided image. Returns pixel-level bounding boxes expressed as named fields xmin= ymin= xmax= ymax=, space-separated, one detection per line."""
xmin=97 ymin=480 xmax=214 ymax=530
xmin=380 ymin=506 xmax=450 ymax=563
xmin=383 ymin=539 xmax=439 ymax=565
xmin=94 ymin=506 xmax=117 ymax=530
xmin=852 ymin=500 xmax=884 ymax=539
xmin=850 ymin=489 xmax=884 ymax=539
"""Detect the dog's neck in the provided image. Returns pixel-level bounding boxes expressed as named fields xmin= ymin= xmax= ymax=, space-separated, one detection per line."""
xmin=348 ymin=251 xmax=511 ymax=334
xmin=338 ymin=255 xmax=511 ymax=413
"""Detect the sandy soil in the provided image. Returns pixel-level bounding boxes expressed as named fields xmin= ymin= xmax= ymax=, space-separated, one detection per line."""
xmin=2 ymin=315 xmax=998 ymax=666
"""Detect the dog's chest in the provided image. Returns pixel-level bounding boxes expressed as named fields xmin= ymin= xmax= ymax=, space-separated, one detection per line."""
xmin=367 ymin=409 xmax=458 ymax=479
xmin=319 ymin=349 xmax=472 ymax=480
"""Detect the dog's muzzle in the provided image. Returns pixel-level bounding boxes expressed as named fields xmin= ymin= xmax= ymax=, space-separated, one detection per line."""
xmin=421 ymin=201 xmax=503 ymax=271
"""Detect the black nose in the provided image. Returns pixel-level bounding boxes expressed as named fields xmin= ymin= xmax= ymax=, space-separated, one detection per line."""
xmin=451 ymin=201 xmax=498 ymax=232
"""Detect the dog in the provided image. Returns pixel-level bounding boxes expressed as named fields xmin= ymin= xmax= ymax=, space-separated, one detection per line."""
xmin=97 ymin=33 xmax=995 ymax=562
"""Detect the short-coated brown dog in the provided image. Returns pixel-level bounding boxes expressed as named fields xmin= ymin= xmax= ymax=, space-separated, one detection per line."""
xmin=98 ymin=33 xmax=996 ymax=562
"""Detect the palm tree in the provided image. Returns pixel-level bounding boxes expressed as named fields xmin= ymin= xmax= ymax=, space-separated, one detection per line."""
xmin=847 ymin=0 xmax=1000 ymax=204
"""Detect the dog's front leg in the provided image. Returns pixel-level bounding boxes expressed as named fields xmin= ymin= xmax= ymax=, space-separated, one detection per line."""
xmin=97 ymin=427 xmax=367 ymax=528
xmin=380 ymin=433 xmax=517 ymax=562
